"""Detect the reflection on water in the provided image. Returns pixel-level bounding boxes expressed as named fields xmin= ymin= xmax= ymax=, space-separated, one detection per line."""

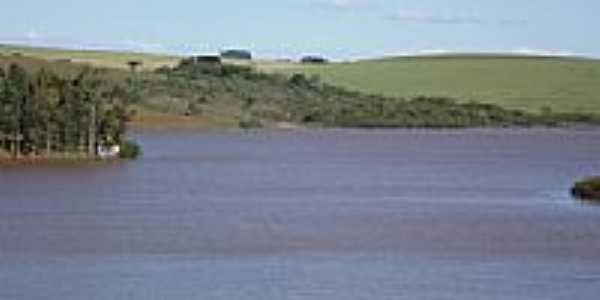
xmin=1 ymin=129 xmax=600 ymax=300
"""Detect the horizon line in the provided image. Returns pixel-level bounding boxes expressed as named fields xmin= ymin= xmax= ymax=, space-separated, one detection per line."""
xmin=1 ymin=42 xmax=597 ymax=62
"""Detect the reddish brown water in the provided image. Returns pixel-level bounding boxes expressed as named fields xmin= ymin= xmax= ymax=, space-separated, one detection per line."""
xmin=1 ymin=129 xmax=600 ymax=299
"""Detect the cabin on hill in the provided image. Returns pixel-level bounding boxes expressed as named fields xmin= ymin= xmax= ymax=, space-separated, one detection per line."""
xmin=178 ymin=55 xmax=221 ymax=67
xmin=220 ymin=49 xmax=252 ymax=60
xmin=176 ymin=55 xmax=223 ymax=73
xmin=300 ymin=55 xmax=329 ymax=64
xmin=180 ymin=55 xmax=222 ymax=66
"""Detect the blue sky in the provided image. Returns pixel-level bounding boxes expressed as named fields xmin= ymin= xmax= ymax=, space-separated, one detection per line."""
xmin=1 ymin=0 xmax=598 ymax=59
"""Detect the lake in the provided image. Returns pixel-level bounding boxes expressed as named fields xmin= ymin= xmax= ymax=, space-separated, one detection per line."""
xmin=1 ymin=129 xmax=600 ymax=300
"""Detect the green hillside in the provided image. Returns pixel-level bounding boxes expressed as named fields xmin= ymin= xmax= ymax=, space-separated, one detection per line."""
xmin=2 ymin=45 xmax=600 ymax=114
xmin=0 ymin=44 xmax=180 ymax=71
xmin=6 ymin=50 xmax=599 ymax=130
xmin=272 ymin=55 xmax=600 ymax=114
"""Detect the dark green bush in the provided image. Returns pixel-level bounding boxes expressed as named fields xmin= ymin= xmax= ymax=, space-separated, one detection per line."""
xmin=119 ymin=140 xmax=142 ymax=159
xmin=572 ymin=177 xmax=600 ymax=201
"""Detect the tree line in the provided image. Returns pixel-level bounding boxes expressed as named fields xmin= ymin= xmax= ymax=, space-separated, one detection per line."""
xmin=150 ymin=59 xmax=600 ymax=129
xmin=0 ymin=63 xmax=134 ymax=159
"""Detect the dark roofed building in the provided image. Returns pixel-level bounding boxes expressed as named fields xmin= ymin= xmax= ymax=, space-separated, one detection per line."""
xmin=300 ymin=55 xmax=329 ymax=64
xmin=176 ymin=55 xmax=223 ymax=74
xmin=181 ymin=55 xmax=222 ymax=66
xmin=220 ymin=49 xmax=252 ymax=60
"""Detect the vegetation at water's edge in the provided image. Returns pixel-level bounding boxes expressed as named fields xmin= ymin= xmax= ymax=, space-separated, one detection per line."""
xmin=572 ymin=177 xmax=600 ymax=201
xmin=147 ymin=59 xmax=600 ymax=128
xmin=0 ymin=59 xmax=138 ymax=160
xmin=5 ymin=45 xmax=600 ymax=115
xmin=119 ymin=139 xmax=141 ymax=159
xmin=2 ymin=51 xmax=600 ymax=140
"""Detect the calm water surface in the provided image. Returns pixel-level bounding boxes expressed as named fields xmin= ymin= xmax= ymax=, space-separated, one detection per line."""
xmin=1 ymin=129 xmax=600 ymax=300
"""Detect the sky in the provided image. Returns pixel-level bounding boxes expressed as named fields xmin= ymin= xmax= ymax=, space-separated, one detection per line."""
xmin=1 ymin=0 xmax=598 ymax=59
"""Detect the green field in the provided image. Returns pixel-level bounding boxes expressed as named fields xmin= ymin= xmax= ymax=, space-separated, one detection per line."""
xmin=2 ymin=44 xmax=600 ymax=114
xmin=269 ymin=55 xmax=600 ymax=114
xmin=0 ymin=44 xmax=180 ymax=71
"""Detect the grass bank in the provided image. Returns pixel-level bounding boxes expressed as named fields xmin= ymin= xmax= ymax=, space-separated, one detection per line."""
xmin=0 ymin=44 xmax=180 ymax=71
xmin=268 ymin=54 xmax=600 ymax=114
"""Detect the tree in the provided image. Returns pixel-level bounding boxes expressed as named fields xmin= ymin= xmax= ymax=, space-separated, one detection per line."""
xmin=34 ymin=69 xmax=58 ymax=155
xmin=127 ymin=61 xmax=143 ymax=73
xmin=6 ymin=64 xmax=30 ymax=158
xmin=0 ymin=62 xmax=137 ymax=159
xmin=0 ymin=68 xmax=7 ymax=152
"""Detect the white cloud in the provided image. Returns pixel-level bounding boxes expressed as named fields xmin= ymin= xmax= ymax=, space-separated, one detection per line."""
xmin=387 ymin=9 xmax=484 ymax=24
xmin=386 ymin=9 xmax=526 ymax=26
xmin=122 ymin=40 xmax=167 ymax=53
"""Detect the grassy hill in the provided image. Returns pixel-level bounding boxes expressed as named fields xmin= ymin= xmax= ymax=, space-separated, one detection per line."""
xmin=270 ymin=55 xmax=600 ymax=114
xmin=0 ymin=44 xmax=180 ymax=71
xmin=6 ymin=50 xmax=599 ymax=130
xmin=2 ymin=44 xmax=600 ymax=116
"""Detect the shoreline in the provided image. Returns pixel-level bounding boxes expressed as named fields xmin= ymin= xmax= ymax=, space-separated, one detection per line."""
xmin=0 ymin=153 xmax=122 ymax=166
xmin=128 ymin=113 xmax=239 ymax=130
xmin=128 ymin=113 xmax=600 ymax=132
xmin=3 ymin=121 xmax=599 ymax=166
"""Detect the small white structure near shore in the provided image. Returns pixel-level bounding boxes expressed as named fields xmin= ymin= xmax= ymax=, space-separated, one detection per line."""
xmin=97 ymin=145 xmax=120 ymax=159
